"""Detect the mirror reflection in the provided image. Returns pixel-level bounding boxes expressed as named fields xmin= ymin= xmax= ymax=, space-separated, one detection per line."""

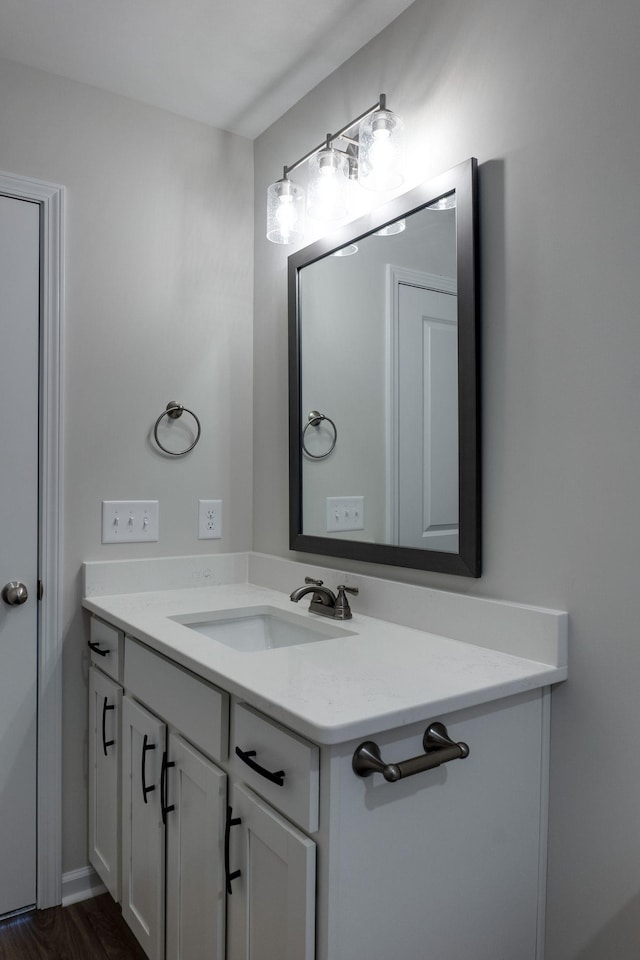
xmin=299 ymin=198 xmax=459 ymax=552
xmin=289 ymin=158 xmax=480 ymax=577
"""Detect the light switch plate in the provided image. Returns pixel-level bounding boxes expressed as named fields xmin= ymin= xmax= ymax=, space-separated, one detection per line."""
xmin=102 ymin=500 xmax=159 ymax=543
xmin=326 ymin=496 xmax=364 ymax=532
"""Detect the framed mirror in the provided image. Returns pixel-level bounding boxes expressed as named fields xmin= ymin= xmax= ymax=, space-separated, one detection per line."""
xmin=288 ymin=158 xmax=480 ymax=576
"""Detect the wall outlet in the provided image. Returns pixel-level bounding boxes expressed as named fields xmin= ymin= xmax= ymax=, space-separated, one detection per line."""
xmin=326 ymin=496 xmax=364 ymax=533
xmin=199 ymin=499 xmax=222 ymax=539
xmin=102 ymin=500 xmax=159 ymax=543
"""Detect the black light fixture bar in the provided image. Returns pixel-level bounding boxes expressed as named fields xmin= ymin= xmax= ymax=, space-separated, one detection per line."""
xmin=283 ymin=94 xmax=387 ymax=178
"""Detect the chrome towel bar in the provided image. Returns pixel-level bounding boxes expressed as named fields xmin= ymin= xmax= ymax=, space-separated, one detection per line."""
xmin=352 ymin=722 xmax=469 ymax=782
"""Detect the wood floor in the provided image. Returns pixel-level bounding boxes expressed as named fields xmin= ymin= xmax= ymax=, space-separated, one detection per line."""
xmin=0 ymin=895 xmax=147 ymax=960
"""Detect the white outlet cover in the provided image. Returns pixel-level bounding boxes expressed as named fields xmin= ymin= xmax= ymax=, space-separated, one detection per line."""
xmin=198 ymin=499 xmax=222 ymax=539
xmin=326 ymin=496 xmax=364 ymax=532
xmin=102 ymin=500 xmax=159 ymax=543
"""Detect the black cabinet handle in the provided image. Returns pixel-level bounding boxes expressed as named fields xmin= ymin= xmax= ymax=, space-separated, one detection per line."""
xmin=141 ymin=734 xmax=156 ymax=803
xmin=101 ymin=697 xmax=115 ymax=757
xmin=235 ymin=746 xmax=285 ymax=786
xmin=160 ymin=751 xmax=175 ymax=825
xmin=224 ymin=805 xmax=242 ymax=895
xmin=88 ymin=640 xmax=109 ymax=657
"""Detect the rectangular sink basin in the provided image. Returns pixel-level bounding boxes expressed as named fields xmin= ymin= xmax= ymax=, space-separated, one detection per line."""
xmin=171 ymin=605 xmax=356 ymax=653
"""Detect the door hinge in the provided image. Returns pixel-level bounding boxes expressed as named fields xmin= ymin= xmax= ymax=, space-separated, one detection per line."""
xmin=37 ymin=580 xmax=44 ymax=601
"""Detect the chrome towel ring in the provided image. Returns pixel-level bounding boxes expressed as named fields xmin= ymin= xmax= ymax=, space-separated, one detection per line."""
xmin=302 ymin=410 xmax=337 ymax=459
xmin=153 ymin=401 xmax=201 ymax=456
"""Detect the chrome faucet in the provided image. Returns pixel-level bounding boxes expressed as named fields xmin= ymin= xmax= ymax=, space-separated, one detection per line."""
xmin=290 ymin=577 xmax=358 ymax=620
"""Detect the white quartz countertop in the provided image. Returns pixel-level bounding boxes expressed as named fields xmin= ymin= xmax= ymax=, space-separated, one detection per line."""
xmin=83 ymin=582 xmax=566 ymax=745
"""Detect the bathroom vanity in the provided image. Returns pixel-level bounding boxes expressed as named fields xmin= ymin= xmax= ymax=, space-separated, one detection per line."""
xmin=83 ymin=556 xmax=567 ymax=960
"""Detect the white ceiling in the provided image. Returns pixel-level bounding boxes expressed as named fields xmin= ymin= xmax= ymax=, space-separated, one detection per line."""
xmin=0 ymin=0 xmax=415 ymax=138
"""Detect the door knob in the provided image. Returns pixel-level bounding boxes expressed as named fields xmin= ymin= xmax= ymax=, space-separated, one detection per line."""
xmin=2 ymin=581 xmax=29 ymax=605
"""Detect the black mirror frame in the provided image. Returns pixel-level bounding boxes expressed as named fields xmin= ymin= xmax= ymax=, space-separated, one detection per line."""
xmin=288 ymin=157 xmax=480 ymax=577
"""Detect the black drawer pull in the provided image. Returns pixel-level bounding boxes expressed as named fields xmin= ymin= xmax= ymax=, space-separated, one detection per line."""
xmin=224 ymin=805 xmax=242 ymax=895
xmin=88 ymin=640 xmax=109 ymax=657
xmin=352 ymin=722 xmax=469 ymax=783
xmin=101 ymin=697 xmax=115 ymax=757
xmin=235 ymin=746 xmax=285 ymax=786
xmin=160 ymin=751 xmax=175 ymax=825
xmin=141 ymin=734 xmax=156 ymax=803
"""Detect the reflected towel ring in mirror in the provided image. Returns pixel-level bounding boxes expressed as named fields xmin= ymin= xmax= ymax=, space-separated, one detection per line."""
xmin=153 ymin=401 xmax=201 ymax=456
xmin=302 ymin=411 xmax=337 ymax=459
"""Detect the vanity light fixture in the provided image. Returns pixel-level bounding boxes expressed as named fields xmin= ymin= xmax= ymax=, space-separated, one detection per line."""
xmin=266 ymin=94 xmax=404 ymax=244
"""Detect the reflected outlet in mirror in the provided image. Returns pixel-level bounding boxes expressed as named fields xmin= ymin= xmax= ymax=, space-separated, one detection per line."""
xmin=171 ymin=605 xmax=357 ymax=653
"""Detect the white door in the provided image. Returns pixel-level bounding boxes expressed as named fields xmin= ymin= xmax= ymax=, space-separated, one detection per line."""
xmin=396 ymin=282 xmax=458 ymax=552
xmin=122 ymin=695 xmax=166 ymax=960
xmin=165 ymin=732 xmax=227 ymax=960
xmin=227 ymin=782 xmax=316 ymax=960
xmin=0 ymin=194 xmax=40 ymax=917
xmin=88 ymin=665 xmax=122 ymax=901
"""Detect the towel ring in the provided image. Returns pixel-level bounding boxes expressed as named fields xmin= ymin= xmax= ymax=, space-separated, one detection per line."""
xmin=302 ymin=410 xmax=337 ymax=460
xmin=154 ymin=401 xmax=201 ymax=456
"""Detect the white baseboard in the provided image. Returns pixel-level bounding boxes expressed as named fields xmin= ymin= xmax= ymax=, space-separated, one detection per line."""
xmin=61 ymin=866 xmax=106 ymax=907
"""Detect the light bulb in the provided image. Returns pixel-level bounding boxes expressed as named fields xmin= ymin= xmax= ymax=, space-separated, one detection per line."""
xmin=357 ymin=108 xmax=404 ymax=191
xmin=307 ymin=147 xmax=349 ymax=221
xmin=266 ymin=178 xmax=305 ymax=244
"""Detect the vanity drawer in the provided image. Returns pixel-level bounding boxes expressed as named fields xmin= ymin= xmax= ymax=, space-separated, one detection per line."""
xmin=232 ymin=702 xmax=319 ymax=833
xmin=89 ymin=617 xmax=123 ymax=683
xmin=124 ymin=637 xmax=229 ymax=762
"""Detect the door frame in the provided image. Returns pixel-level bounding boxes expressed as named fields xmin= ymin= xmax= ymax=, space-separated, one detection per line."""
xmin=0 ymin=171 xmax=64 ymax=908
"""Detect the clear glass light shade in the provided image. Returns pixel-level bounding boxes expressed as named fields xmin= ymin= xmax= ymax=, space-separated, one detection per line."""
xmin=307 ymin=147 xmax=349 ymax=221
xmin=357 ymin=108 xmax=404 ymax=191
xmin=375 ymin=218 xmax=406 ymax=237
xmin=266 ymin=178 xmax=305 ymax=244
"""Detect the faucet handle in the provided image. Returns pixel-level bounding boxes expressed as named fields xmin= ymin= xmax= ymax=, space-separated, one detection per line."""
xmin=304 ymin=576 xmax=324 ymax=586
xmin=334 ymin=584 xmax=358 ymax=620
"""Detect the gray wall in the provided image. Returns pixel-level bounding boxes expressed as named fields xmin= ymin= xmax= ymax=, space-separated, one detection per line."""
xmin=0 ymin=56 xmax=254 ymax=873
xmin=253 ymin=0 xmax=640 ymax=957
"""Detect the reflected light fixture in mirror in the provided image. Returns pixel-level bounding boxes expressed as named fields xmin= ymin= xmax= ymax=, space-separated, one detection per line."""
xmin=375 ymin=218 xmax=405 ymax=237
xmin=265 ymin=94 xmax=404 ymax=244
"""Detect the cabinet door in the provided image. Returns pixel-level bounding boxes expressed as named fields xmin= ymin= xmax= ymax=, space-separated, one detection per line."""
xmin=165 ymin=732 xmax=227 ymax=960
xmin=227 ymin=783 xmax=316 ymax=960
xmin=88 ymin=666 xmax=121 ymax=900
xmin=122 ymin=695 xmax=166 ymax=960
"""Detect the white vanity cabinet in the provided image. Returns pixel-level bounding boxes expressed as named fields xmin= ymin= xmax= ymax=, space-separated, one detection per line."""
xmin=226 ymin=782 xmax=316 ymax=960
xmin=88 ymin=617 xmax=125 ymax=902
xmin=87 ymin=611 xmax=554 ymax=960
xmin=227 ymin=703 xmax=318 ymax=960
xmin=121 ymin=695 xmax=166 ymax=959
xmin=121 ymin=695 xmax=227 ymax=960
xmin=314 ymin=689 xmax=549 ymax=960
xmin=121 ymin=637 xmax=228 ymax=960
xmin=88 ymin=663 xmax=121 ymax=901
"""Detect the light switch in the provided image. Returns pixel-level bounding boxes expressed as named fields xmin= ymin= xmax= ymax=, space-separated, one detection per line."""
xmin=102 ymin=500 xmax=159 ymax=543
xmin=326 ymin=496 xmax=364 ymax=532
